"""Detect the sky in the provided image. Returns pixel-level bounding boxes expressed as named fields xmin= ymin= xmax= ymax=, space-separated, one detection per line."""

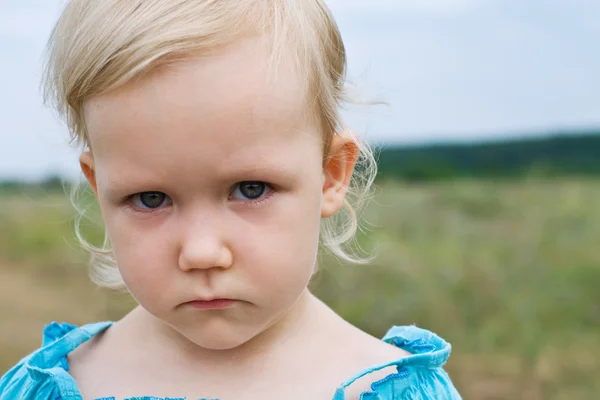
xmin=0 ymin=0 xmax=599 ymax=181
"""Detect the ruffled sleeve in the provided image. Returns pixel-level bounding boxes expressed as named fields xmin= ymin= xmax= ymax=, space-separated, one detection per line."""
xmin=333 ymin=326 xmax=462 ymax=400
xmin=0 ymin=321 xmax=113 ymax=400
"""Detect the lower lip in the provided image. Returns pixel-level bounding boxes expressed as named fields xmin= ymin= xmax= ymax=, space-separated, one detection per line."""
xmin=185 ymin=299 xmax=236 ymax=310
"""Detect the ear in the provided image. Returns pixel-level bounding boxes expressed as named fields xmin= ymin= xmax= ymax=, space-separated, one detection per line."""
xmin=79 ymin=151 xmax=99 ymax=197
xmin=321 ymin=132 xmax=360 ymax=218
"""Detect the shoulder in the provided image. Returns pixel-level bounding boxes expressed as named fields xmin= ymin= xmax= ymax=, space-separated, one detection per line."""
xmin=0 ymin=321 xmax=113 ymax=400
xmin=334 ymin=325 xmax=462 ymax=400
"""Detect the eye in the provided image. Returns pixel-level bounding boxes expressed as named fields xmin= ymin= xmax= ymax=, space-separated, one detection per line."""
xmin=130 ymin=192 xmax=171 ymax=209
xmin=230 ymin=181 xmax=271 ymax=201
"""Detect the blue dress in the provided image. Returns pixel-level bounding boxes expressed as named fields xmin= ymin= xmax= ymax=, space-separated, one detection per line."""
xmin=0 ymin=321 xmax=461 ymax=399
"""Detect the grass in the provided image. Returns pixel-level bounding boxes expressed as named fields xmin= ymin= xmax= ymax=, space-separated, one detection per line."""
xmin=1 ymin=179 xmax=599 ymax=399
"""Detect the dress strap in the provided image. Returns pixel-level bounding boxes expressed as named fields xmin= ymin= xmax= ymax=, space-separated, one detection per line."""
xmin=26 ymin=321 xmax=114 ymax=378
xmin=332 ymin=325 xmax=452 ymax=400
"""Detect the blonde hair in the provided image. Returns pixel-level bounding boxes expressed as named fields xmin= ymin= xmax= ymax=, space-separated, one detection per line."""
xmin=43 ymin=0 xmax=378 ymax=290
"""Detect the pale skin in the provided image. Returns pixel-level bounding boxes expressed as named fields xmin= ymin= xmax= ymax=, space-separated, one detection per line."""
xmin=69 ymin=35 xmax=409 ymax=400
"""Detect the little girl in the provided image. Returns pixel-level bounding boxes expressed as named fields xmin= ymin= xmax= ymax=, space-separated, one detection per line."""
xmin=1 ymin=1 xmax=461 ymax=399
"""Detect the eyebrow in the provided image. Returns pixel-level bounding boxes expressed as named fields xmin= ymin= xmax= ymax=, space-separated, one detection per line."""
xmin=101 ymin=161 xmax=299 ymax=196
xmin=216 ymin=162 xmax=299 ymax=185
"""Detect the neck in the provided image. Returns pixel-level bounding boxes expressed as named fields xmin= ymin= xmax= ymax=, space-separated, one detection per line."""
xmin=122 ymin=289 xmax=338 ymax=370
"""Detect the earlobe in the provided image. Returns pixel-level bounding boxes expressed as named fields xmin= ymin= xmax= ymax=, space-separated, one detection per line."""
xmin=321 ymin=132 xmax=360 ymax=218
xmin=79 ymin=151 xmax=99 ymax=197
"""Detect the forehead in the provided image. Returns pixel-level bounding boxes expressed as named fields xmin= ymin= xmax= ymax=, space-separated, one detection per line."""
xmin=83 ymin=35 xmax=322 ymax=183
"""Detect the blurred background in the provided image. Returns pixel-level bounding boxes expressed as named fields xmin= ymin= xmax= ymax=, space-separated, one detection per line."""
xmin=1 ymin=0 xmax=599 ymax=399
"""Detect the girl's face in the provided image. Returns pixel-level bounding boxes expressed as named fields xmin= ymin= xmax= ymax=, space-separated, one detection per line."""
xmin=80 ymin=36 xmax=354 ymax=350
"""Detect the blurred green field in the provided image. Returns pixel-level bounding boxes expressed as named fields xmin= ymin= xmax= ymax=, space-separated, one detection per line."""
xmin=1 ymin=179 xmax=599 ymax=399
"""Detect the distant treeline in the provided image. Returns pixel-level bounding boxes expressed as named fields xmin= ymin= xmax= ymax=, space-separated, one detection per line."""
xmin=0 ymin=176 xmax=65 ymax=194
xmin=375 ymin=131 xmax=600 ymax=181
xmin=1 ymin=131 xmax=600 ymax=190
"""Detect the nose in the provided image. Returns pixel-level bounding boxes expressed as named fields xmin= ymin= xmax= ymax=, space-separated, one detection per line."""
xmin=178 ymin=216 xmax=233 ymax=272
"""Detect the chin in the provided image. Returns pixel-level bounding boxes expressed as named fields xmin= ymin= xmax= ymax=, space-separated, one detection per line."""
xmin=180 ymin=321 xmax=261 ymax=351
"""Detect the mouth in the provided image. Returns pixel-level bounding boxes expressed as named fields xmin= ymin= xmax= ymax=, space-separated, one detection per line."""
xmin=184 ymin=299 xmax=237 ymax=310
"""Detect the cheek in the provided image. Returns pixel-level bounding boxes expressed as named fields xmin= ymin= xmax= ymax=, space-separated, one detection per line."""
xmin=101 ymin=209 xmax=173 ymax=295
xmin=235 ymin=183 xmax=323 ymax=292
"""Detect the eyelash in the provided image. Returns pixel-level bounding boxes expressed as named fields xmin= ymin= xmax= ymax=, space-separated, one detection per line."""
xmin=124 ymin=182 xmax=276 ymax=215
